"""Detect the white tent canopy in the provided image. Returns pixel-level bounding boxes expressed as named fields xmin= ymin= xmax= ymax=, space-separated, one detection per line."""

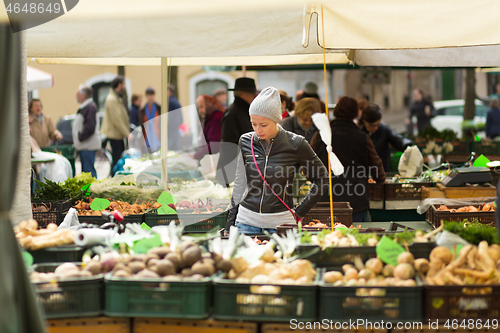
xmin=6 ymin=1 xmax=500 ymax=67
xmin=311 ymin=1 xmax=500 ymax=50
xmin=26 ymin=65 xmax=53 ymax=91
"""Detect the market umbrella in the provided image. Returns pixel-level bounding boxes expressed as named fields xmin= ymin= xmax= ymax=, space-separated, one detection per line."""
xmin=0 ymin=24 xmax=46 ymax=333
xmin=27 ymin=65 xmax=53 ymax=91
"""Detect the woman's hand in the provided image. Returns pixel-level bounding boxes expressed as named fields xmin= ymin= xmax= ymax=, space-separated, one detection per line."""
xmin=54 ymin=130 xmax=63 ymax=141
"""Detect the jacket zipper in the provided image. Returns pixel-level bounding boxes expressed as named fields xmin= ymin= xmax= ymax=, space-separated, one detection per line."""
xmin=259 ymin=140 xmax=274 ymax=213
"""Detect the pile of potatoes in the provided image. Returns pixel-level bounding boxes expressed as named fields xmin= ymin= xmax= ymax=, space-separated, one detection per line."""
xmin=110 ymin=241 xmax=233 ymax=280
xmin=323 ymin=252 xmax=430 ymax=287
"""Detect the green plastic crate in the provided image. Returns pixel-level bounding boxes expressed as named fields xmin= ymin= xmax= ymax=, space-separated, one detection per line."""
xmin=29 ymin=245 xmax=85 ymax=264
xmin=31 ymin=263 xmax=104 ymax=319
xmin=213 ymin=278 xmax=316 ymax=322
xmin=295 ymin=242 xmax=436 ymax=270
xmin=319 ymin=272 xmax=423 ymax=322
xmin=104 ymin=275 xmax=212 ymax=318
xmin=144 ymin=210 xmax=228 ymax=232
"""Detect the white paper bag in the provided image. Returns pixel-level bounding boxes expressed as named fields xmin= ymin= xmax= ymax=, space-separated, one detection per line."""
xmin=398 ymin=145 xmax=423 ymax=177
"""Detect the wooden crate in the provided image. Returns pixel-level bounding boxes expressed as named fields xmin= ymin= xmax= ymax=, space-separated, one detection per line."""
xmin=421 ymin=183 xmax=496 ymax=199
xmin=46 ymin=317 xmax=131 ymax=333
xmin=262 ymin=323 xmax=387 ymax=333
xmin=132 ymin=318 xmax=257 ymax=333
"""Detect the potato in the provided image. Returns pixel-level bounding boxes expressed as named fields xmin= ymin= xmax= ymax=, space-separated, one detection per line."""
xmin=113 ymin=269 xmax=132 ymax=278
xmin=216 ymin=259 xmax=232 ymax=273
xmin=128 ymin=262 xmax=146 ymax=274
xmin=156 ymin=259 xmax=176 ymax=277
xmin=181 ymin=246 xmax=202 ymax=268
xmin=143 ymin=253 xmax=160 ymax=266
xmin=165 ymin=252 xmax=182 ymax=272
xmin=54 ymin=263 xmax=79 ymax=276
xmin=84 ymin=261 xmax=102 ymax=275
xmin=147 ymin=246 xmax=171 ymax=259
xmin=135 ymin=269 xmax=160 ymax=279
xmin=178 ymin=241 xmax=195 ymax=254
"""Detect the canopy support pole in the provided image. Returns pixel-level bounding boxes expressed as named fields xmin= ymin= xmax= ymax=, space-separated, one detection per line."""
xmin=161 ymin=58 xmax=171 ymax=190
xmin=11 ymin=31 xmax=32 ymax=226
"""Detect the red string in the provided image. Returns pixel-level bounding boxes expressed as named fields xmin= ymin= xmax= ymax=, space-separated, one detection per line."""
xmin=250 ymin=134 xmax=302 ymax=223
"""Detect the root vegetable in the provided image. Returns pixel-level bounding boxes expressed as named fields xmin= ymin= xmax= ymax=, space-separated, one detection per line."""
xmin=430 ymin=246 xmax=453 ymax=265
xmin=113 ymin=270 xmax=132 ymax=278
xmin=443 ymin=271 xmax=463 ymax=285
xmin=413 ymin=258 xmax=429 ymax=275
xmin=427 ymin=259 xmax=444 ymax=278
xmin=467 ymin=247 xmax=478 ymax=270
xmin=454 ymin=268 xmax=495 ymax=280
xmin=358 ymin=269 xmax=375 ymax=280
xmin=397 ymin=252 xmax=415 ymax=265
xmin=156 ymin=259 xmax=176 ymax=277
xmin=488 ymin=245 xmax=500 ymax=263
xmin=191 ymin=261 xmax=212 ymax=277
xmin=181 ymin=246 xmax=202 ymax=268
xmin=324 ymin=271 xmax=343 ymax=283
xmin=165 ymin=253 xmax=182 ymax=272
xmin=365 ymin=258 xmax=383 ymax=274
xmin=345 ymin=268 xmax=358 ymax=281
xmin=54 ymin=263 xmax=79 ymax=276
xmin=394 ymin=263 xmax=415 ymax=280
xmin=478 ymin=241 xmax=495 ymax=271
xmin=147 ymin=246 xmax=170 ymax=259
xmin=446 ymin=245 xmax=473 ymax=272
xmin=342 ymin=264 xmax=355 ymax=273
xmin=382 ymin=264 xmax=395 ymax=277
xmin=128 ymin=262 xmax=146 ymax=274
xmin=135 ymin=269 xmax=160 ymax=279
xmin=84 ymin=261 xmax=102 ymax=275
xmin=216 ymin=259 xmax=232 ymax=273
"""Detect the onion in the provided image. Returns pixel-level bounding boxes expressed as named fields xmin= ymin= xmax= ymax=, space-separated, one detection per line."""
xmin=393 ymin=263 xmax=415 ymax=280
xmin=345 ymin=268 xmax=358 ymax=281
xmin=397 ymin=252 xmax=415 ymax=265
xmin=365 ymin=258 xmax=383 ymax=275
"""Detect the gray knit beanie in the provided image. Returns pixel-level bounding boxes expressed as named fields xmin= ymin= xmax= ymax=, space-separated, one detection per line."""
xmin=249 ymin=87 xmax=282 ymax=123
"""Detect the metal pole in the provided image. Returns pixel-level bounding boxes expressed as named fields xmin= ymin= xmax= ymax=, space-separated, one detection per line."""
xmin=161 ymin=58 xmax=170 ymax=190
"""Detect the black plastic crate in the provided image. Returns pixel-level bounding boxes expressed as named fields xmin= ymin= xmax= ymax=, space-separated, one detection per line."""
xmin=385 ymin=182 xmax=436 ymax=201
xmin=368 ymin=183 xmax=384 ymax=201
xmin=31 ymin=263 xmax=104 ymax=319
xmin=425 ymin=284 xmax=500 ymax=322
xmin=301 ymin=202 xmax=353 ymax=227
xmin=295 ymin=241 xmax=436 ymax=270
xmin=32 ymin=199 xmax=72 ymax=228
xmin=104 ymin=275 xmax=212 ymax=318
xmin=29 ymin=245 xmax=85 ymax=264
xmin=76 ymin=213 xmax=145 ymax=226
xmin=213 ymin=278 xmax=316 ymax=322
xmin=427 ymin=204 xmax=496 ymax=227
xmin=144 ymin=210 xmax=227 ymax=232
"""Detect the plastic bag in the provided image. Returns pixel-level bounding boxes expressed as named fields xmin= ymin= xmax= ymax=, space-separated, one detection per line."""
xmin=33 ymin=151 xmax=73 ymax=183
xmin=58 ymin=208 xmax=80 ymax=230
xmin=89 ymin=174 xmax=164 ymax=203
xmin=416 ymin=197 xmax=497 ymax=214
xmin=398 ymin=145 xmax=423 ymax=177
xmin=171 ymin=180 xmax=231 ymax=202
xmin=435 ymin=230 xmax=470 ymax=249
xmin=198 ymin=153 xmax=219 ymax=180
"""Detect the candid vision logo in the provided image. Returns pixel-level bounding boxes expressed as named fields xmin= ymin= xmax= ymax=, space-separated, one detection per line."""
xmin=4 ymin=0 xmax=79 ymax=32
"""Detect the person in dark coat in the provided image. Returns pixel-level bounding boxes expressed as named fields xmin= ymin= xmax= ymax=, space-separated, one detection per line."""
xmin=359 ymin=103 xmax=415 ymax=172
xmin=138 ymin=87 xmax=161 ymax=152
xmin=216 ymin=77 xmax=258 ymax=187
xmin=167 ymin=84 xmax=184 ymax=151
xmin=129 ymin=93 xmax=142 ymax=128
xmin=485 ymin=99 xmax=500 ymax=139
xmin=194 ymin=95 xmax=224 ymax=160
xmin=311 ymin=96 xmax=386 ymax=222
xmin=280 ymin=97 xmax=321 ymax=143
xmin=407 ymin=88 xmax=434 ymax=134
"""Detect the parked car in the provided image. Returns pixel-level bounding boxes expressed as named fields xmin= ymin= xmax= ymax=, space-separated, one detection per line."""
xmin=430 ymin=99 xmax=488 ymax=138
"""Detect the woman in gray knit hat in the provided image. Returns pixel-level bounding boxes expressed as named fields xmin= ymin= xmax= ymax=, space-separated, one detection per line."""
xmin=226 ymin=87 xmax=330 ymax=235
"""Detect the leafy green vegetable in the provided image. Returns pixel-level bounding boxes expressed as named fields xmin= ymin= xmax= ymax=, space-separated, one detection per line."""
xmin=444 ymin=220 xmax=499 ymax=245
xmin=33 ymin=172 xmax=96 ymax=202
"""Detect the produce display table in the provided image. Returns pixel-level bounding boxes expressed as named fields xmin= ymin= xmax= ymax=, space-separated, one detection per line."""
xmin=133 ymin=318 xmax=257 ymax=333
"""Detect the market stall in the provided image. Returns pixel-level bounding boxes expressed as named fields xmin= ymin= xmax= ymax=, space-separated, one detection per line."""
xmin=3 ymin=1 xmax=500 ymax=332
